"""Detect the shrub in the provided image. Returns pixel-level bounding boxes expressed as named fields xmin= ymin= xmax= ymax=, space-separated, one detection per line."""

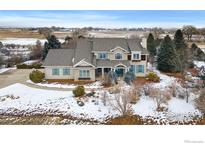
xmin=195 ymin=89 xmax=205 ymax=115
xmin=17 ymin=64 xmax=28 ymax=69
xmin=128 ymin=85 xmax=141 ymax=104
xmin=149 ymin=88 xmax=171 ymax=111
xmin=17 ymin=63 xmax=42 ymax=69
xmin=29 ymin=70 xmax=45 ymax=83
xmin=146 ymin=72 xmax=160 ymax=82
xmin=143 ymin=85 xmax=152 ymax=96
xmin=103 ymin=71 xmax=118 ymax=87
xmin=124 ymin=71 xmax=136 ymax=85
xmin=73 ymin=86 xmax=85 ymax=97
xmin=168 ymin=82 xmax=177 ymax=97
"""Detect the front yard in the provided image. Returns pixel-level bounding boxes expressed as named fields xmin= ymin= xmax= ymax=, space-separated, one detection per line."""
xmin=0 ymin=68 xmax=204 ymax=124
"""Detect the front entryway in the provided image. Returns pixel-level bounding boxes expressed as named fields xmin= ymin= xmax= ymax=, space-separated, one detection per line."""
xmin=115 ymin=68 xmax=124 ymax=77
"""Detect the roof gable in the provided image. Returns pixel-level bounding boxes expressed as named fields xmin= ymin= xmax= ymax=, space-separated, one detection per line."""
xmin=110 ymin=46 xmax=129 ymax=53
xmin=74 ymin=59 xmax=95 ymax=67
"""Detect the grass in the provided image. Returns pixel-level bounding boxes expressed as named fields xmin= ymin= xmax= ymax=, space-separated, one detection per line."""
xmin=0 ymin=114 xmax=101 ymax=125
xmin=0 ymin=29 xmax=44 ymax=39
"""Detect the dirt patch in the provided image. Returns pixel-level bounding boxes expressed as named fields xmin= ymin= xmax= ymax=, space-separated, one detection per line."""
xmin=133 ymin=77 xmax=152 ymax=87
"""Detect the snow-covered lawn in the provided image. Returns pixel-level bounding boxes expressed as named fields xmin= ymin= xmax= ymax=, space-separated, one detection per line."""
xmin=0 ymin=67 xmax=16 ymax=74
xmin=194 ymin=61 xmax=205 ymax=68
xmin=0 ymin=68 xmax=202 ymax=124
xmin=0 ymin=83 xmax=118 ymax=122
xmin=26 ymin=80 xmax=103 ymax=89
xmin=152 ymin=70 xmax=177 ymax=89
xmin=0 ymin=82 xmax=202 ymax=124
xmin=133 ymin=96 xmax=201 ymax=124
xmin=0 ymin=38 xmax=64 ymax=45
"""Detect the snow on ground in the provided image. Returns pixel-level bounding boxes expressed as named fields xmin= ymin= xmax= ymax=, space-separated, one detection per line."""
xmin=194 ymin=61 xmax=205 ymax=68
xmin=26 ymin=80 xmax=103 ymax=89
xmin=23 ymin=60 xmax=39 ymax=65
xmin=0 ymin=82 xmax=202 ymax=124
xmin=0 ymin=38 xmax=64 ymax=45
xmin=0 ymin=83 xmax=118 ymax=121
xmin=133 ymin=96 xmax=201 ymax=124
xmin=0 ymin=67 xmax=16 ymax=74
xmin=152 ymin=70 xmax=177 ymax=89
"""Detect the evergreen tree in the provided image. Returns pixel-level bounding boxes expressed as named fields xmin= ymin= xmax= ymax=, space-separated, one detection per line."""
xmin=157 ymin=35 xmax=178 ymax=72
xmin=174 ymin=29 xmax=186 ymax=50
xmin=42 ymin=35 xmax=61 ymax=60
xmin=173 ymin=29 xmax=188 ymax=72
xmin=147 ymin=33 xmax=156 ymax=57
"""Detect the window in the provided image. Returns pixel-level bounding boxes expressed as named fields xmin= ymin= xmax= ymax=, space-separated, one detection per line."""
xmin=79 ymin=70 xmax=90 ymax=78
xmin=98 ymin=53 xmax=108 ymax=59
xmin=138 ymin=65 xmax=144 ymax=73
xmin=52 ymin=68 xmax=59 ymax=75
xmin=141 ymin=55 xmax=146 ymax=60
xmin=63 ymin=68 xmax=70 ymax=75
xmin=115 ymin=53 xmax=122 ymax=59
xmin=130 ymin=65 xmax=144 ymax=73
xmin=132 ymin=51 xmax=141 ymax=60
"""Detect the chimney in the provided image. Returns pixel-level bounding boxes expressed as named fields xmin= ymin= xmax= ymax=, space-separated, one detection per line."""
xmin=141 ymin=37 xmax=147 ymax=49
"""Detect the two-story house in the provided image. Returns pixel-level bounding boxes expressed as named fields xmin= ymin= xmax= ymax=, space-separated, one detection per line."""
xmin=43 ymin=38 xmax=149 ymax=81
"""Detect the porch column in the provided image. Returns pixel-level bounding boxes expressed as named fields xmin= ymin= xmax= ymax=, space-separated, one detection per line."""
xmin=102 ymin=67 xmax=105 ymax=77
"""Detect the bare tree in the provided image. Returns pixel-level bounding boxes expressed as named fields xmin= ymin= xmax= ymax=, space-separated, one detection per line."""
xmin=182 ymin=25 xmax=198 ymax=41
xmin=38 ymin=28 xmax=52 ymax=39
xmin=195 ymin=89 xmax=205 ymax=115
xmin=199 ymin=28 xmax=205 ymax=40
xmin=71 ymin=28 xmax=88 ymax=41
xmin=109 ymin=87 xmax=133 ymax=116
xmin=30 ymin=40 xmax=43 ymax=60
xmin=150 ymin=88 xmax=171 ymax=111
xmin=152 ymin=27 xmax=164 ymax=39
xmin=0 ymin=56 xmax=4 ymax=67
xmin=101 ymin=91 xmax=108 ymax=106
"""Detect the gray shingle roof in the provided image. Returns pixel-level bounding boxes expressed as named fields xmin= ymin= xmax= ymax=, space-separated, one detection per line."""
xmin=43 ymin=49 xmax=75 ymax=66
xmin=92 ymin=38 xmax=130 ymax=51
xmin=127 ymin=39 xmax=148 ymax=54
xmin=73 ymin=38 xmax=94 ymax=65
xmin=96 ymin=60 xmax=130 ymax=67
xmin=43 ymin=38 xmax=148 ymax=67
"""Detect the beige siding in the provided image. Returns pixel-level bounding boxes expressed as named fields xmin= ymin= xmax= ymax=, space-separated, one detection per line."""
xmin=73 ymin=68 xmax=95 ymax=81
xmin=129 ymin=60 xmax=147 ymax=77
xmin=44 ymin=67 xmax=74 ymax=79
xmin=109 ymin=48 xmax=128 ymax=60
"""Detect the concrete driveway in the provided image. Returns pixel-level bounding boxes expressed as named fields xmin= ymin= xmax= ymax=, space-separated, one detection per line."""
xmin=0 ymin=69 xmax=33 ymax=89
xmin=0 ymin=69 xmax=77 ymax=91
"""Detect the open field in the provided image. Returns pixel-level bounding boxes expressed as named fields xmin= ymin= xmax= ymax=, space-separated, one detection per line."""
xmin=0 ymin=29 xmax=44 ymax=39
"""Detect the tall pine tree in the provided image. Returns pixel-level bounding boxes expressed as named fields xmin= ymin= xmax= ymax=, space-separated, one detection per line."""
xmin=174 ymin=29 xmax=193 ymax=73
xmin=147 ymin=33 xmax=156 ymax=57
xmin=157 ymin=35 xmax=178 ymax=72
xmin=42 ymin=35 xmax=61 ymax=60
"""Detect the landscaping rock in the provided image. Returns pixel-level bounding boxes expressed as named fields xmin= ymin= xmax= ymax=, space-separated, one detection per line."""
xmin=77 ymin=101 xmax=84 ymax=107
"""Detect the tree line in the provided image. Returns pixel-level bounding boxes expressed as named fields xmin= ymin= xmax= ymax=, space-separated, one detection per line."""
xmin=147 ymin=29 xmax=205 ymax=74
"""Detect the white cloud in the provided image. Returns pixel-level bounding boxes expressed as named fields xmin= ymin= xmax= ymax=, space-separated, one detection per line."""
xmin=0 ymin=11 xmax=204 ymax=28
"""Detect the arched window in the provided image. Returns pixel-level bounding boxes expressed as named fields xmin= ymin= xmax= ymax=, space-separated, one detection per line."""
xmin=115 ymin=53 xmax=122 ymax=59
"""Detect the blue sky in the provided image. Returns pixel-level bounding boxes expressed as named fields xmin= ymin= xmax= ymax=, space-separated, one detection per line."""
xmin=0 ymin=10 xmax=205 ymax=28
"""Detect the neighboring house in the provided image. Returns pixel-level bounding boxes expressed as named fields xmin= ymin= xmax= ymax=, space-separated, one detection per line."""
xmin=43 ymin=38 xmax=149 ymax=81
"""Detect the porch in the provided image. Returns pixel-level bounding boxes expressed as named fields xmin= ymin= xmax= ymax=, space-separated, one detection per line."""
xmin=95 ymin=64 xmax=129 ymax=78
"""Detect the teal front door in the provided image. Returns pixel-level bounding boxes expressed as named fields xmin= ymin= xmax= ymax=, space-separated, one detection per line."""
xmin=115 ymin=68 xmax=124 ymax=77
